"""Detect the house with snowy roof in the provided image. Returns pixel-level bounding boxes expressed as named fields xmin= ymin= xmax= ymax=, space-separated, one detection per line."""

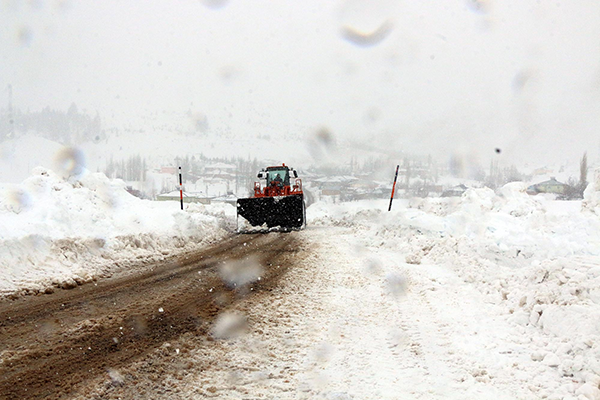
xmin=526 ymin=177 xmax=570 ymax=195
xmin=441 ymin=184 xmax=468 ymax=197
xmin=156 ymin=191 xmax=211 ymax=204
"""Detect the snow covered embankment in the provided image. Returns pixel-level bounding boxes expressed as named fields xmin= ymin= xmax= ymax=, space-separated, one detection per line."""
xmin=0 ymin=168 xmax=232 ymax=297
xmin=310 ymin=184 xmax=600 ymax=399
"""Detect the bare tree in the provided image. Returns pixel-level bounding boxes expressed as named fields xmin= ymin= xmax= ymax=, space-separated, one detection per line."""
xmin=580 ymin=151 xmax=588 ymax=191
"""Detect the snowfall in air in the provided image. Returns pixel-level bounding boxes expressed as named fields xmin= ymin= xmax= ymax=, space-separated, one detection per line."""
xmin=1 ymin=167 xmax=600 ymax=399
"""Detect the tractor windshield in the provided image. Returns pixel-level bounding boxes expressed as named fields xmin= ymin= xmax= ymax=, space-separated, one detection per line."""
xmin=266 ymin=169 xmax=289 ymax=187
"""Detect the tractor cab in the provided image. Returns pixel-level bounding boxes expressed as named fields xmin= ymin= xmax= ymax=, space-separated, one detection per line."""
xmin=262 ymin=166 xmax=290 ymax=188
xmin=237 ymin=163 xmax=306 ymax=231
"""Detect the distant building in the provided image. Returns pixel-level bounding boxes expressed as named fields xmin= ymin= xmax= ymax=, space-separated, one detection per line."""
xmin=526 ymin=177 xmax=570 ymax=195
xmin=160 ymin=166 xmax=177 ymax=175
xmin=126 ymin=186 xmax=149 ymax=200
xmin=212 ymin=192 xmax=238 ymax=206
xmin=441 ymin=184 xmax=468 ymax=197
xmin=532 ymin=167 xmax=554 ymax=176
xmin=204 ymin=163 xmax=236 ymax=180
xmin=156 ymin=191 xmax=211 ymax=204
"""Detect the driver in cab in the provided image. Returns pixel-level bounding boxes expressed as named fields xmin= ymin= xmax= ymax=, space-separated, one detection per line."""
xmin=272 ymin=173 xmax=283 ymax=187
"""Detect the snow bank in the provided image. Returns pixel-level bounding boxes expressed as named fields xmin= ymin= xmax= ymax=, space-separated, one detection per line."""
xmin=308 ymin=184 xmax=600 ymax=398
xmin=583 ymin=168 xmax=600 ymax=216
xmin=0 ymin=168 xmax=233 ymax=297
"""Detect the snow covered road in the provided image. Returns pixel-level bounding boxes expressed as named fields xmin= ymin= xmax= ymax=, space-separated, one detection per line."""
xmin=85 ymin=219 xmax=600 ymax=399
xmin=0 ymin=232 xmax=300 ymax=399
xmin=165 ymin=224 xmax=585 ymax=400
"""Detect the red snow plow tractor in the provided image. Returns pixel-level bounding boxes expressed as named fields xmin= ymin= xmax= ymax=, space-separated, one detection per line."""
xmin=236 ymin=164 xmax=306 ymax=231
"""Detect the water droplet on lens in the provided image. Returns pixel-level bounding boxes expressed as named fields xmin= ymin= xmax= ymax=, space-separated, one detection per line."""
xmin=341 ymin=20 xmax=393 ymax=47
xmin=306 ymin=127 xmax=337 ymax=161
xmin=17 ymin=26 xmax=33 ymax=47
xmin=107 ymin=368 xmax=124 ymax=386
xmin=211 ymin=312 xmax=247 ymax=339
xmin=385 ymin=273 xmax=407 ymax=298
xmin=4 ymin=187 xmax=31 ymax=213
xmin=54 ymin=147 xmax=86 ymax=178
xmin=338 ymin=0 xmax=397 ymax=47
xmin=313 ymin=341 xmax=334 ymax=363
xmin=188 ymin=111 xmax=209 ymax=133
xmin=201 ymin=0 xmax=229 ymax=9
xmin=219 ymin=256 xmax=263 ymax=288
xmin=365 ymin=257 xmax=382 ymax=275
xmin=466 ymin=0 xmax=490 ymax=14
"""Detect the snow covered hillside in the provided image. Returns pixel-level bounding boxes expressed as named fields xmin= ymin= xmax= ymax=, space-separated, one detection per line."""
xmin=0 ymin=167 xmax=233 ymax=296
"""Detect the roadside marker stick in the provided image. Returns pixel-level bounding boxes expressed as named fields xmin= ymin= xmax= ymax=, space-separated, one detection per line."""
xmin=388 ymin=164 xmax=399 ymax=211
xmin=179 ymin=166 xmax=183 ymax=210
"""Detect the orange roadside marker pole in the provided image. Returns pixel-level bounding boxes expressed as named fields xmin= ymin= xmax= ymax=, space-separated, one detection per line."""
xmin=179 ymin=166 xmax=184 ymax=210
xmin=388 ymin=164 xmax=399 ymax=211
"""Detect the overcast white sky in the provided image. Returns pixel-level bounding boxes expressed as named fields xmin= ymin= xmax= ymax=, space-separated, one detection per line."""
xmin=2 ymin=0 xmax=600 ymax=166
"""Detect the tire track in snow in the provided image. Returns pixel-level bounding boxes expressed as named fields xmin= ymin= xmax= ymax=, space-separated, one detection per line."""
xmin=0 ymin=232 xmax=300 ymax=399
xmin=295 ymin=226 xmax=545 ymax=399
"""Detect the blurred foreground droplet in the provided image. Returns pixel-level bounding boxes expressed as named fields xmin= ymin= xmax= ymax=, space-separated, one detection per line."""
xmin=313 ymin=341 xmax=334 ymax=363
xmin=363 ymin=107 xmax=381 ymax=124
xmin=211 ymin=312 xmax=247 ymax=339
xmin=385 ymin=273 xmax=408 ymax=298
xmin=219 ymin=65 xmax=240 ymax=83
xmin=466 ymin=0 xmax=491 ymax=14
xmin=187 ymin=111 xmax=209 ymax=133
xmin=512 ymin=69 xmax=536 ymax=93
xmin=364 ymin=257 xmax=382 ymax=275
xmin=4 ymin=187 xmax=31 ymax=213
xmin=126 ymin=314 xmax=148 ymax=336
xmin=219 ymin=256 xmax=263 ymax=288
xmin=339 ymin=0 xmax=397 ymax=47
xmin=107 ymin=368 xmax=124 ymax=386
xmin=17 ymin=26 xmax=33 ymax=47
xmin=55 ymin=0 xmax=73 ymax=12
xmin=54 ymin=147 xmax=86 ymax=178
xmin=24 ymin=234 xmax=50 ymax=253
xmin=341 ymin=20 xmax=393 ymax=47
xmin=307 ymin=127 xmax=337 ymax=161
xmin=201 ymin=0 xmax=229 ymax=9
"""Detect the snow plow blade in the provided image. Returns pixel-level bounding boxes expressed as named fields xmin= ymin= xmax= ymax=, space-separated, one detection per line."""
xmin=237 ymin=194 xmax=306 ymax=231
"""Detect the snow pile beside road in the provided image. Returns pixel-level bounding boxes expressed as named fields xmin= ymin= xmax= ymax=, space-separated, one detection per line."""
xmin=583 ymin=168 xmax=600 ymax=216
xmin=308 ymin=185 xmax=600 ymax=399
xmin=0 ymin=168 xmax=230 ymax=297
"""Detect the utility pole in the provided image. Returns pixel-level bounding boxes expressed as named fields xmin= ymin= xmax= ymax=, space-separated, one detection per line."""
xmin=7 ymin=84 xmax=14 ymax=138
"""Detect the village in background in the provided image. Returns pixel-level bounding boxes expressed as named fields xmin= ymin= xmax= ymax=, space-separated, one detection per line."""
xmin=0 ymin=103 xmax=594 ymax=206
xmin=123 ymin=151 xmax=591 ymax=207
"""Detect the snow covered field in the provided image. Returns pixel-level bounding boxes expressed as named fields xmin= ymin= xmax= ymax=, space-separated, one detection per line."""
xmin=2 ymin=169 xmax=600 ymax=399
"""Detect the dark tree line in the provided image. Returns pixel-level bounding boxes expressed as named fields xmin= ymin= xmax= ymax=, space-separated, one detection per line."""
xmin=0 ymin=103 xmax=103 ymax=144
xmin=105 ymin=155 xmax=147 ymax=182
xmin=565 ymin=152 xmax=589 ymax=199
